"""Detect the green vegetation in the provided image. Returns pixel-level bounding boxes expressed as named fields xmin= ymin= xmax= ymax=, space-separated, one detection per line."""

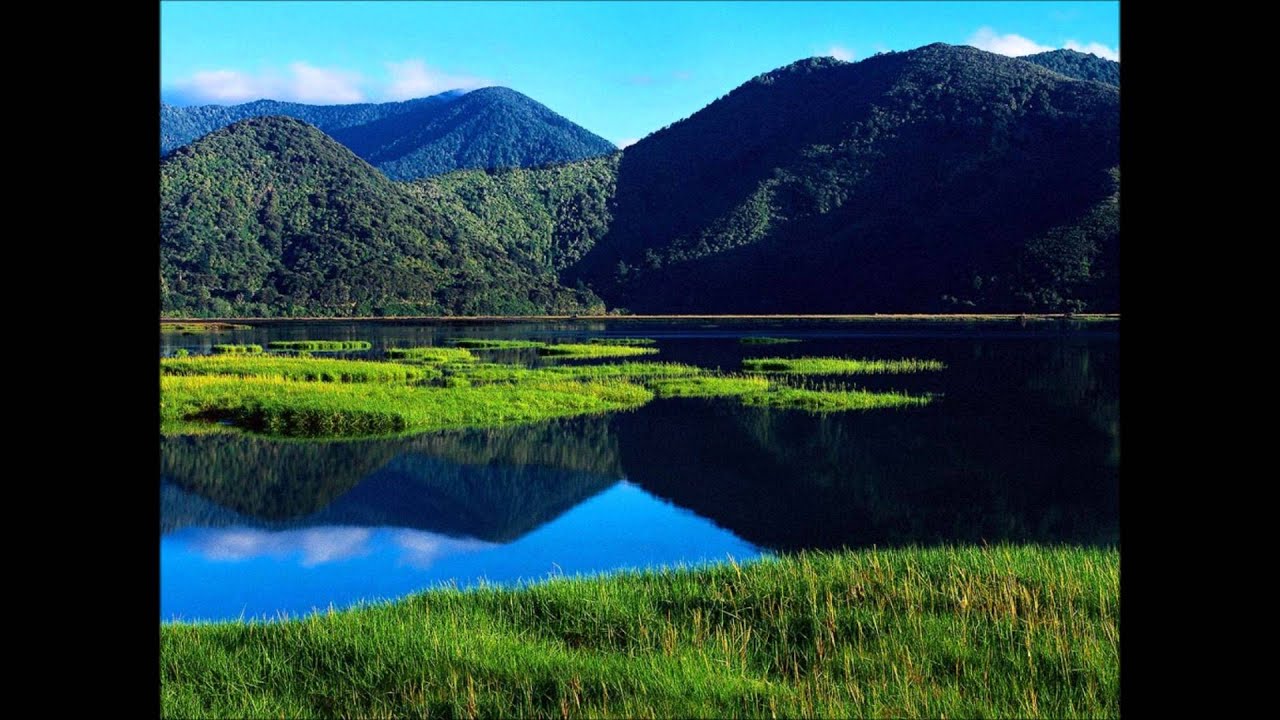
xmin=162 ymin=545 xmax=1119 ymax=719
xmin=162 ymin=45 xmax=1117 ymax=319
xmin=162 ymin=355 xmax=436 ymax=384
xmin=161 ymin=117 xmax=602 ymax=318
xmin=161 ymin=322 xmax=252 ymax=333
xmin=537 ymin=343 xmax=658 ymax=359
xmin=162 ymin=88 xmax=616 ymax=180
xmin=161 ymin=374 xmax=651 ymax=438
xmin=452 ymin=339 xmax=547 ymax=349
xmin=586 ymin=337 xmax=657 ymax=346
xmin=649 ymin=375 xmax=770 ymax=399
xmin=210 ymin=344 xmax=262 ymax=354
xmin=161 ymin=351 xmax=939 ymax=438
xmin=384 ymin=347 xmax=475 ymax=363
xmin=740 ymin=337 xmax=801 ymax=345
xmin=266 ymin=340 xmax=372 ymax=351
xmin=570 ymin=44 xmax=1118 ymax=314
xmin=1022 ymin=49 xmax=1119 ymax=86
xmin=743 ymin=357 xmax=946 ymax=375
xmin=742 ymin=386 xmax=932 ymax=412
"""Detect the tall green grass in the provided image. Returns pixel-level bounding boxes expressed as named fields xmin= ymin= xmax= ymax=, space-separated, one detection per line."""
xmin=452 ymin=339 xmax=547 ymax=349
xmin=586 ymin=337 xmax=658 ymax=346
xmin=384 ymin=347 xmax=476 ymax=363
xmin=743 ymin=357 xmax=946 ymax=374
xmin=162 ymin=545 xmax=1119 ymax=719
xmin=210 ymin=344 xmax=262 ymax=354
xmin=742 ymin=386 xmax=933 ymax=412
xmin=266 ymin=340 xmax=372 ymax=351
xmin=649 ymin=375 xmax=770 ymax=398
xmin=538 ymin=343 xmax=659 ymax=359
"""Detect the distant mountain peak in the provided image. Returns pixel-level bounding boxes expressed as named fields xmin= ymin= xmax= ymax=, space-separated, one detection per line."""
xmin=160 ymin=86 xmax=615 ymax=178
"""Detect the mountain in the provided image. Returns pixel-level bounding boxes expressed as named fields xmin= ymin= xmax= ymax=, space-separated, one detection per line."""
xmin=160 ymin=88 xmax=617 ymax=179
xmin=160 ymin=91 xmax=464 ymax=155
xmin=567 ymin=43 xmax=1119 ymax=312
xmin=1021 ymin=49 xmax=1119 ymax=86
xmin=332 ymin=87 xmax=619 ymax=180
xmin=160 ymin=116 xmax=601 ymax=317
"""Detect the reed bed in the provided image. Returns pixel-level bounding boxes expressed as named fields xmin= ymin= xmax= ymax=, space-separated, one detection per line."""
xmin=537 ymin=343 xmax=659 ymax=359
xmin=266 ymin=340 xmax=372 ymax=351
xmin=743 ymin=357 xmax=946 ymax=375
xmin=210 ymin=344 xmax=262 ymax=354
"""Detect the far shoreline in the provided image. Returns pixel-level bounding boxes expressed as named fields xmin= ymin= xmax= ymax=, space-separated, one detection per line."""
xmin=162 ymin=312 xmax=1120 ymax=323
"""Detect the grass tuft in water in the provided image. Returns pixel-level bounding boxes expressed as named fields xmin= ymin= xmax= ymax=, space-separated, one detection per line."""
xmin=537 ymin=343 xmax=659 ymax=359
xmin=210 ymin=344 xmax=262 ymax=354
xmin=451 ymin=339 xmax=547 ymax=349
xmin=586 ymin=337 xmax=658 ymax=346
xmin=739 ymin=337 xmax=802 ymax=345
xmin=649 ymin=375 xmax=770 ymax=398
xmin=743 ymin=357 xmax=946 ymax=374
xmin=162 ymin=355 xmax=437 ymax=384
xmin=266 ymin=340 xmax=372 ymax=351
xmin=384 ymin=347 xmax=476 ymax=363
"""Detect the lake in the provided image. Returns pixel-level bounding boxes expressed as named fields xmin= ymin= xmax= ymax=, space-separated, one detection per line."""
xmin=160 ymin=319 xmax=1119 ymax=622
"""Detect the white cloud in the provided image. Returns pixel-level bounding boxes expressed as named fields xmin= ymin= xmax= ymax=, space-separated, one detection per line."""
xmin=1065 ymin=40 xmax=1120 ymax=61
xmin=967 ymin=27 xmax=1054 ymax=56
xmin=285 ymin=62 xmax=365 ymax=103
xmin=617 ymin=138 xmax=639 ymax=149
xmin=384 ymin=59 xmax=489 ymax=100
xmin=170 ymin=59 xmax=488 ymax=105
xmin=967 ymin=27 xmax=1118 ymax=61
xmin=827 ymin=45 xmax=855 ymax=62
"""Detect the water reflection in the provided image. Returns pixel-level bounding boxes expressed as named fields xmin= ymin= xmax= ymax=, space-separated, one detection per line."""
xmin=160 ymin=320 xmax=1119 ymax=620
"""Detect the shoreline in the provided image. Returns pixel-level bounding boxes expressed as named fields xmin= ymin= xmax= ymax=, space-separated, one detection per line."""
xmin=163 ymin=312 xmax=1120 ymax=323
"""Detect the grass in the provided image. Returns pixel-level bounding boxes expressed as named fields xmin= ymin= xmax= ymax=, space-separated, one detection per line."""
xmin=161 ymin=322 xmax=252 ymax=333
xmin=452 ymin=339 xmax=547 ymax=349
xmin=161 ymin=545 xmax=1119 ymax=719
xmin=161 ymin=355 xmax=437 ymax=384
xmin=161 ymin=353 xmax=940 ymax=438
xmin=537 ymin=343 xmax=659 ymax=359
xmin=743 ymin=357 xmax=946 ymax=375
xmin=742 ymin=385 xmax=932 ymax=412
xmin=384 ymin=347 xmax=476 ymax=363
xmin=210 ymin=344 xmax=262 ymax=354
xmin=648 ymin=375 xmax=770 ymax=399
xmin=740 ymin=337 xmax=802 ymax=345
xmin=586 ymin=337 xmax=658 ymax=346
xmin=266 ymin=340 xmax=372 ymax=351
xmin=161 ymin=374 xmax=652 ymax=438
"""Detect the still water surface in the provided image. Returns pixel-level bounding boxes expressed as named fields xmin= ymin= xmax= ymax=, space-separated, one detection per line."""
xmin=161 ymin=320 xmax=1118 ymax=621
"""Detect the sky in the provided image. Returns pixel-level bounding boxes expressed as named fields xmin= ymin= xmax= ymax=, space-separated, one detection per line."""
xmin=161 ymin=1 xmax=1119 ymax=149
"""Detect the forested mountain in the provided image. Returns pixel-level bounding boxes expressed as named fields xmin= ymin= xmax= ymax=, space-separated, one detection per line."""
xmin=410 ymin=154 xmax=619 ymax=273
xmin=160 ymin=116 xmax=601 ymax=317
xmin=160 ymin=87 xmax=617 ymax=179
xmin=160 ymin=43 xmax=1120 ymax=316
xmin=1021 ymin=49 xmax=1119 ymax=86
xmin=567 ymin=43 xmax=1119 ymax=312
xmin=333 ymin=87 xmax=618 ymax=180
xmin=160 ymin=91 xmax=463 ymax=155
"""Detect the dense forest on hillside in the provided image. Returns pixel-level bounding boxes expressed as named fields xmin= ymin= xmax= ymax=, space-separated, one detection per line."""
xmin=1021 ymin=49 xmax=1119 ymax=86
xmin=567 ymin=44 xmax=1119 ymax=312
xmin=160 ymin=45 xmax=1119 ymax=316
xmin=160 ymin=117 xmax=601 ymax=317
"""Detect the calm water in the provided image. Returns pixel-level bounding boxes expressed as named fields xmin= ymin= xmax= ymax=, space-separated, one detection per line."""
xmin=161 ymin=320 xmax=1119 ymax=621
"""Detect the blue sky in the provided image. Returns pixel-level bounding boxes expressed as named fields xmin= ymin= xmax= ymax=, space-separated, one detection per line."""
xmin=161 ymin=1 xmax=1119 ymax=148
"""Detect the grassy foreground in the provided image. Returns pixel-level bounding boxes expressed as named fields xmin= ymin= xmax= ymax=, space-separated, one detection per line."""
xmin=162 ymin=545 xmax=1119 ymax=719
